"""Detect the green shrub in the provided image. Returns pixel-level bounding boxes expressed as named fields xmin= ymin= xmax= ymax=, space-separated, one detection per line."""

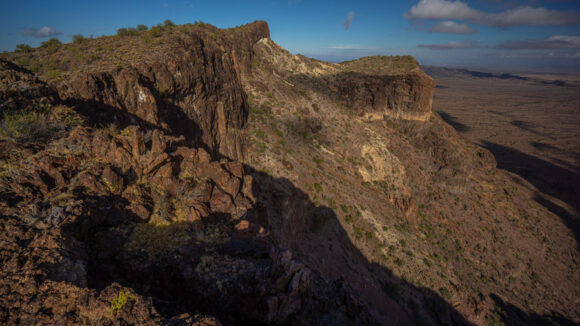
xmin=164 ymin=19 xmax=175 ymax=27
xmin=72 ymin=34 xmax=87 ymax=44
xmin=313 ymin=182 xmax=323 ymax=193
xmin=15 ymin=44 xmax=32 ymax=53
xmin=439 ymin=287 xmax=452 ymax=300
xmin=0 ymin=102 xmax=83 ymax=143
xmin=40 ymin=38 xmax=62 ymax=53
xmin=345 ymin=214 xmax=354 ymax=223
xmin=137 ymin=24 xmax=148 ymax=31
xmin=255 ymin=129 xmax=266 ymax=140
xmin=15 ymin=55 xmax=31 ymax=67
xmin=117 ymin=27 xmax=139 ymax=36
xmin=110 ymin=291 xmax=130 ymax=316
xmin=149 ymin=25 xmax=164 ymax=37
xmin=486 ymin=306 xmax=507 ymax=326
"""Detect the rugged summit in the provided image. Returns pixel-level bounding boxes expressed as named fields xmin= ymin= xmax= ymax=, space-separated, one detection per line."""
xmin=1 ymin=21 xmax=579 ymax=325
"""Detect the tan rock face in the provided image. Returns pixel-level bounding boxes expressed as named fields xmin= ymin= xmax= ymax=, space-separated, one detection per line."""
xmin=333 ymin=71 xmax=435 ymax=121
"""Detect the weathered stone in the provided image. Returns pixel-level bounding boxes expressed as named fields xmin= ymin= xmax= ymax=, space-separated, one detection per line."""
xmin=101 ymin=166 xmax=124 ymax=194
xmin=76 ymin=172 xmax=108 ymax=195
xmin=209 ymin=187 xmax=234 ymax=214
xmin=224 ymin=161 xmax=244 ymax=179
xmin=241 ymin=175 xmax=255 ymax=202
xmin=151 ymin=129 xmax=167 ymax=154
xmin=125 ymin=126 xmax=146 ymax=158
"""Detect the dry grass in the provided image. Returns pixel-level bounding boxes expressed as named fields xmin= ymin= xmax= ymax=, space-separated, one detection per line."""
xmin=0 ymin=22 xmax=220 ymax=82
xmin=338 ymin=55 xmax=420 ymax=76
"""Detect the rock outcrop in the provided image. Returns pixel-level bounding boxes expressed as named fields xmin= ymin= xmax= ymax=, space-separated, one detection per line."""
xmin=0 ymin=56 xmax=373 ymax=325
xmin=331 ymin=71 xmax=435 ymax=121
xmin=0 ymin=58 xmax=58 ymax=112
xmin=55 ymin=23 xmax=273 ymax=161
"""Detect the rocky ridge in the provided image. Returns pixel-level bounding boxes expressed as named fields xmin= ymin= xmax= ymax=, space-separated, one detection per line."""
xmin=241 ymin=23 xmax=579 ymax=326
xmin=0 ymin=55 xmax=374 ymax=325
xmin=0 ymin=20 xmax=578 ymax=326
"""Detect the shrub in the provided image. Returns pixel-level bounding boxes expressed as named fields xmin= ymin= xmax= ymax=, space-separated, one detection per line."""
xmin=0 ymin=102 xmax=83 ymax=143
xmin=15 ymin=44 xmax=32 ymax=53
xmin=149 ymin=25 xmax=163 ymax=37
xmin=439 ymin=287 xmax=452 ymax=300
xmin=72 ymin=34 xmax=87 ymax=44
xmin=137 ymin=24 xmax=148 ymax=31
xmin=110 ymin=291 xmax=130 ymax=316
xmin=40 ymin=38 xmax=62 ymax=53
xmin=345 ymin=214 xmax=354 ymax=223
xmin=255 ymin=129 xmax=266 ymax=140
xmin=117 ymin=27 xmax=139 ymax=36
xmin=164 ymin=19 xmax=175 ymax=27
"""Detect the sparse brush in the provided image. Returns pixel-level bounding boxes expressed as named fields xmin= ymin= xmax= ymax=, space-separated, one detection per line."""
xmin=0 ymin=102 xmax=83 ymax=143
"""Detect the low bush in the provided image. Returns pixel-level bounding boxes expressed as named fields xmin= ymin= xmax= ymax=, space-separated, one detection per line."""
xmin=117 ymin=27 xmax=139 ymax=36
xmin=0 ymin=101 xmax=83 ymax=143
xmin=110 ymin=291 xmax=130 ymax=316
xmin=15 ymin=44 xmax=32 ymax=53
xmin=72 ymin=34 xmax=87 ymax=44
xmin=40 ymin=38 xmax=62 ymax=53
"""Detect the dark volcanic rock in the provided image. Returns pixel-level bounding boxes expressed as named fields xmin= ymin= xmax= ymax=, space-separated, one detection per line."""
xmin=0 ymin=58 xmax=59 ymax=114
xmin=57 ymin=28 xmax=259 ymax=160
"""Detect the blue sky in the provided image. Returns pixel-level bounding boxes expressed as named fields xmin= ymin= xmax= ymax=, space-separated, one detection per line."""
xmin=1 ymin=0 xmax=580 ymax=72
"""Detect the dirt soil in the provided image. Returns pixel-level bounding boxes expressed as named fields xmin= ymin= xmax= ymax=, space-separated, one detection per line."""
xmin=425 ymin=67 xmax=580 ymax=233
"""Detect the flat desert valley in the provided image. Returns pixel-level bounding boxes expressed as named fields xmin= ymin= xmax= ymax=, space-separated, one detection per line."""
xmin=425 ymin=66 xmax=580 ymax=235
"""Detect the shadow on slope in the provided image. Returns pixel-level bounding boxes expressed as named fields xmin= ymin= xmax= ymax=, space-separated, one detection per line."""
xmin=247 ymin=168 xmax=473 ymax=325
xmin=490 ymin=294 xmax=579 ymax=326
xmin=68 ymin=160 xmax=477 ymax=324
xmin=437 ymin=111 xmax=471 ymax=133
xmin=481 ymin=141 xmax=580 ymax=244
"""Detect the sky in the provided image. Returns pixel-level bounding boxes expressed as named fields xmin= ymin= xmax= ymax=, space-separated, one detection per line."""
xmin=1 ymin=0 xmax=580 ymax=72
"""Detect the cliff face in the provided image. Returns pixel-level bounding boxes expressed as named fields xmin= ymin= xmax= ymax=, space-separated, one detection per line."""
xmin=3 ymin=20 xmax=577 ymax=326
xmin=248 ymin=38 xmax=435 ymax=122
xmin=56 ymin=22 xmax=270 ymax=161
xmin=332 ymin=71 xmax=435 ymax=121
xmin=0 ymin=57 xmax=371 ymax=325
xmin=241 ymin=27 xmax=579 ymax=326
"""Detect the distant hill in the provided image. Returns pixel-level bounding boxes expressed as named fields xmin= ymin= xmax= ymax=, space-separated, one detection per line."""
xmin=422 ymin=65 xmax=579 ymax=87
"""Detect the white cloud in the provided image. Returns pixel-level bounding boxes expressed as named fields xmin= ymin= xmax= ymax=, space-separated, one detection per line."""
xmin=495 ymin=35 xmax=580 ymax=49
xmin=343 ymin=11 xmax=355 ymax=29
xmin=430 ymin=21 xmax=476 ymax=34
xmin=406 ymin=0 xmax=481 ymax=21
xmin=418 ymin=40 xmax=479 ymax=50
xmin=22 ymin=26 xmax=61 ymax=38
xmin=406 ymin=0 xmax=580 ymax=27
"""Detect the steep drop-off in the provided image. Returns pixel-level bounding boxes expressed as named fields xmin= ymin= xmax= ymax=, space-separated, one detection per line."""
xmin=1 ymin=21 xmax=578 ymax=326
xmin=241 ymin=25 xmax=579 ymax=326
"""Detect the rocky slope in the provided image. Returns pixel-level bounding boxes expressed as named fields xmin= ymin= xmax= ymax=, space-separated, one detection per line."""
xmin=1 ymin=21 xmax=579 ymax=325
xmin=241 ymin=24 xmax=579 ymax=325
